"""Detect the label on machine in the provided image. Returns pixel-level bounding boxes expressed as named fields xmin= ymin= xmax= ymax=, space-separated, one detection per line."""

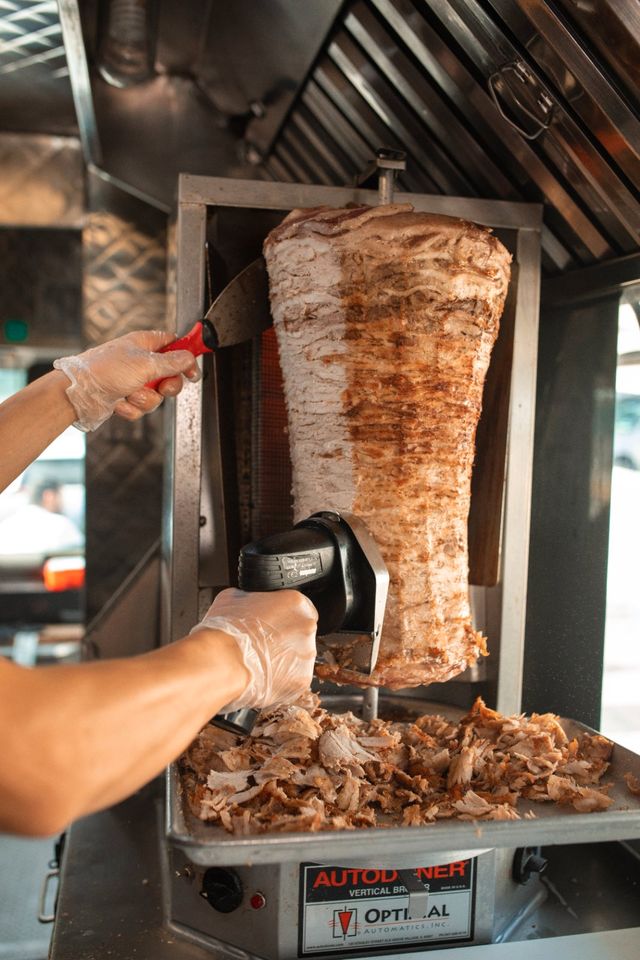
xmin=298 ymin=859 xmax=476 ymax=956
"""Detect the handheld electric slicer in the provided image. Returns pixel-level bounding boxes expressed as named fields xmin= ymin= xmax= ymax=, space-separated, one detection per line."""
xmin=213 ymin=510 xmax=389 ymax=736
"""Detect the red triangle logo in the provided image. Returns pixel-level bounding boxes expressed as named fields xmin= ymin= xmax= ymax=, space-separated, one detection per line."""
xmin=338 ymin=910 xmax=353 ymax=936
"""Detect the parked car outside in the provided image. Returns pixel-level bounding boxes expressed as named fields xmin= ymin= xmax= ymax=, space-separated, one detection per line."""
xmin=614 ymin=393 xmax=640 ymax=471
xmin=0 ymin=426 xmax=85 ymax=624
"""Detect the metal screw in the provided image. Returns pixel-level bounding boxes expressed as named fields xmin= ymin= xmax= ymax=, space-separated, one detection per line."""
xmin=245 ymin=144 xmax=263 ymax=166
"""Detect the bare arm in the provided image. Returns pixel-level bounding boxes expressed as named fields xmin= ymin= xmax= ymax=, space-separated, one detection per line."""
xmin=0 ymin=630 xmax=248 ymax=836
xmin=0 ymin=588 xmax=317 ymax=837
xmin=0 ymin=371 xmax=76 ymax=492
xmin=0 ymin=330 xmax=198 ymax=494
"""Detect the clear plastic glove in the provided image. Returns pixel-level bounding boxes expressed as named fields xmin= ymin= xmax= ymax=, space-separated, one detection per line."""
xmin=191 ymin=588 xmax=318 ymax=713
xmin=53 ymin=330 xmax=200 ymax=432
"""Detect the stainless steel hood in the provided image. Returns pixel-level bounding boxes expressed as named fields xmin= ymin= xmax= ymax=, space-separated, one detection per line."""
xmin=263 ymin=0 xmax=640 ymax=275
xmin=3 ymin=2 xmax=636 ymax=272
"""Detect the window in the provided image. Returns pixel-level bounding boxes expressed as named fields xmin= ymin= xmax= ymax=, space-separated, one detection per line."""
xmin=0 ymin=367 xmax=85 ymax=625
xmin=602 ymin=303 xmax=640 ymax=752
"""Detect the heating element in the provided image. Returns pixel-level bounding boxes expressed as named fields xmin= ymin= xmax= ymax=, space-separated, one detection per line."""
xmin=161 ymin=172 xmax=640 ymax=957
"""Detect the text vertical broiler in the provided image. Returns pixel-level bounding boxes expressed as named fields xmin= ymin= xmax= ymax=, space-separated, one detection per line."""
xmin=263 ymin=205 xmax=511 ymax=688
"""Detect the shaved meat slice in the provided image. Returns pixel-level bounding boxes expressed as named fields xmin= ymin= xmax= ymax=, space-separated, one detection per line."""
xmin=319 ymin=726 xmax=376 ymax=771
xmin=337 ymin=773 xmax=361 ymax=813
xmin=625 ymin=772 xmax=640 ymax=796
xmin=218 ymin=746 xmax=253 ymax=772
xmin=447 ymin=747 xmax=475 ymax=788
xmin=206 ymin=770 xmax=251 ymax=793
xmin=454 ymin=790 xmax=520 ymax=821
xmin=264 ymin=205 xmax=510 ymax=688
xmin=262 ymin=705 xmax=323 ymax=742
xmin=546 ymin=775 xmax=613 ymax=812
xmin=403 ymin=804 xmax=424 ymax=826
xmin=228 ymin=784 xmax=264 ymax=805
xmin=253 ymin=756 xmax=298 ymax=784
xmin=180 ymin=695 xmax=621 ymax=835
xmin=359 ymin=734 xmax=400 ymax=748
xmin=294 ymin=765 xmax=337 ymax=804
xmin=275 ymin=737 xmax=314 ymax=761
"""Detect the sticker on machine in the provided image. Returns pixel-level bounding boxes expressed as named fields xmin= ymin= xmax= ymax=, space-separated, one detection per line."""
xmin=298 ymin=859 xmax=475 ymax=956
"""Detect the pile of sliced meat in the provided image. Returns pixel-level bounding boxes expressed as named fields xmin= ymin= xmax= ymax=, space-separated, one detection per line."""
xmin=181 ymin=695 xmax=615 ymax=835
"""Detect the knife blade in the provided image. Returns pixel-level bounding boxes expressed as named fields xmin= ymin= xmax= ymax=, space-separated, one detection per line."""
xmin=146 ymin=257 xmax=271 ymax=390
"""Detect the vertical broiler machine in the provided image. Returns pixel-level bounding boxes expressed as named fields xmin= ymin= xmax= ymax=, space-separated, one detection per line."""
xmin=162 ymin=172 xmax=640 ymax=958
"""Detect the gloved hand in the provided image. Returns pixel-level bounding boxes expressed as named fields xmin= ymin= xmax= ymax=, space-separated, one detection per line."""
xmin=191 ymin=588 xmax=318 ymax=713
xmin=53 ymin=330 xmax=200 ymax=431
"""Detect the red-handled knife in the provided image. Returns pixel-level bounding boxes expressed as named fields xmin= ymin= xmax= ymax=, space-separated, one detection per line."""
xmin=146 ymin=257 xmax=271 ymax=391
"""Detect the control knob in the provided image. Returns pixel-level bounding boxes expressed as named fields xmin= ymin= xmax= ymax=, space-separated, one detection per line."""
xmin=200 ymin=867 xmax=243 ymax=912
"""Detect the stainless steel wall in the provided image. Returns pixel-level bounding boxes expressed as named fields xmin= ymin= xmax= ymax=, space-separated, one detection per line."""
xmin=524 ymin=292 xmax=620 ymax=727
xmin=83 ymin=172 xmax=168 ymax=622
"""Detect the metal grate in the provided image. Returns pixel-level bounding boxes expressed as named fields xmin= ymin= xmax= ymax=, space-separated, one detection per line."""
xmin=0 ymin=0 xmax=67 ymax=77
xmin=0 ymin=0 xmax=77 ymax=133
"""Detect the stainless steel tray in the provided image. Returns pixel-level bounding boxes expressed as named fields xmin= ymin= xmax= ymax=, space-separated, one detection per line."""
xmin=167 ymin=696 xmax=640 ymax=867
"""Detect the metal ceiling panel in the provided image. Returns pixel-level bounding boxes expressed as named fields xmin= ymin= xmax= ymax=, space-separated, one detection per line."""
xmin=266 ymin=0 xmax=640 ymax=275
xmin=66 ymin=0 xmax=344 ymax=206
xmin=555 ymin=0 xmax=639 ymax=109
xmin=490 ymin=0 xmax=640 ymax=184
xmin=344 ymin=3 xmax=515 ymax=199
xmin=155 ymin=0 xmax=343 ymax=158
xmin=430 ymin=0 xmax=640 ymax=250
xmin=329 ymin=31 xmax=471 ymax=193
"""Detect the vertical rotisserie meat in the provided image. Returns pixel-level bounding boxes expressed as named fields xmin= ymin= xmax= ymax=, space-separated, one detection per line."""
xmin=263 ymin=205 xmax=511 ymax=688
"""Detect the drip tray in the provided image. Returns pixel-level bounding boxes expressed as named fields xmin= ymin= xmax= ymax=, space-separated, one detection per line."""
xmin=168 ymin=694 xmax=640 ymax=867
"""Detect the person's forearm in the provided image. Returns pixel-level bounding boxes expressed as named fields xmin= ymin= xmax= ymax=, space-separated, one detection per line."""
xmin=0 ymin=632 xmax=248 ymax=836
xmin=0 ymin=370 xmax=76 ymax=492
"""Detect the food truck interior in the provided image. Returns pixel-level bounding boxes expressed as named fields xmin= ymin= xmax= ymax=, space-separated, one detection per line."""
xmin=0 ymin=2 xmax=638 ymax=959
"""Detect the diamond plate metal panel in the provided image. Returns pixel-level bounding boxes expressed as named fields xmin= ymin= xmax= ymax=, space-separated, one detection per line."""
xmin=83 ymin=205 xmax=168 ymax=622
xmin=0 ymin=133 xmax=84 ymax=227
xmin=83 ymin=211 xmax=167 ymax=343
xmin=0 ymin=0 xmax=77 ymax=133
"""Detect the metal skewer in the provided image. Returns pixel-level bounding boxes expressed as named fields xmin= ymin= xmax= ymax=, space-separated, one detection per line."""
xmin=361 ymin=149 xmax=407 ymax=725
xmin=362 ymin=687 xmax=379 ymax=722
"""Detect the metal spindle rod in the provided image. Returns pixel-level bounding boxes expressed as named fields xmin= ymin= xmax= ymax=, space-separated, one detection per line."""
xmin=362 ymin=687 xmax=379 ymax=723
xmin=358 ymin=153 xmax=407 ymax=725
xmin=378 ymin=168 xmax=395 ymax=204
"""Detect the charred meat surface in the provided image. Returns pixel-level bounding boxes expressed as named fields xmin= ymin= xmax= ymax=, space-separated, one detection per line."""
xmin=263 ymin=205 xmax=511 ymax=687
xmin=181 ymin=695 xmax=613 ymax=835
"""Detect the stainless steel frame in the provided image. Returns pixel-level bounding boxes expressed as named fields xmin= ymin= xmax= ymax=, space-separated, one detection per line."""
xmin=58 ymin=0 xmax=101 ymax=164
xmin=164 ymin=174 xmax=542 ymax=719
xmin=164 ymin=171 xmax=547 ymax=849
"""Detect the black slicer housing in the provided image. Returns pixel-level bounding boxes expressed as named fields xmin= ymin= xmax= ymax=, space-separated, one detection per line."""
xmin=213 ymin=511 xmax=389 ymax=736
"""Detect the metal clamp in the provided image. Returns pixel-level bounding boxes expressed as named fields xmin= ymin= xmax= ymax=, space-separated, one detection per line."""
xmin=356 ymin=148 xmax=407 ymax=203
xmin=38 ymin=867 xmax=60 ymax=923
xmin=376 ymin=148 xmax=406 ymax=204
xmin=488 ymin=60 xmax=555 ymax=141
